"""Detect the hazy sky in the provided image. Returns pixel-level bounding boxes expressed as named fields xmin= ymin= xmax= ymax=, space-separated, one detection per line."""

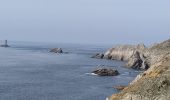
xmin=0 ymin=0 xmax=170 ymax=45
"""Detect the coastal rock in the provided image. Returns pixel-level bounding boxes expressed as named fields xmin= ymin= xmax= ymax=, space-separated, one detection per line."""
xmin=127 ymin=51 xmax=142 ymax=69
xmin=50 ymin=48 xmax=63 ymax=53
xmin=92 ymin=68 xmax=119 ymax=76
xmin=103 ymin=44 xmax=149 ymax=69
xmin=91 ymin=53 xmax=104 ymax=59
xmin=108 ymin=39 xmax=170 ymax=100
xmin=137 ymin=43 xmax=146 ymax=50
xmin=127 ymin=51 xmax=149 ymax=70
xmin=104 ymin=45 xmax=136 ymax=61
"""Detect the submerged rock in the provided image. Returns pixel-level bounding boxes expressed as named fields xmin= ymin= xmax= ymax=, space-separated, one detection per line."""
xmin=50 ymin=48 xmax=63 ymax=53
xmin=92 ymin=68 xmax=119 ymax=76
xmin=91 ymin=53 xmax=104 ymax=59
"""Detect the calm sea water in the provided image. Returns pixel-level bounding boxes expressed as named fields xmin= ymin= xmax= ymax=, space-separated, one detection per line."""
xmin=0 ymin=42 xmax=140 ymax=100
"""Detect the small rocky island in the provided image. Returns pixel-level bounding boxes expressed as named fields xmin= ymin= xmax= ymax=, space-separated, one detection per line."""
xmin=92 ymin=68 xmax=119 ymax=76
xmin=50 ymin=48 xmax=63 ymax=53
xmin=91 ymin=53 xmax=104 ymax=59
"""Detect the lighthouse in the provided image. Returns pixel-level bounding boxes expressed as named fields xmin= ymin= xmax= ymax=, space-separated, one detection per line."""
xmin=0 ymin=40 xmax=10 ymax=47
xmin=5 ymin=40 xmax=7 ymax=46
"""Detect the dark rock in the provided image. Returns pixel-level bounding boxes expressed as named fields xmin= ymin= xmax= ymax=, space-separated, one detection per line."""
xmin=92 ymin=68 xmax=119 ymax=76
xmin=127 ymin=51 xmax=149 ymax=70
xmin=127 ymin=51 xmax=142 ymax=69
xmin=91 ymin=53 xmax=104 ymax=59
xmin=50 ymin=48 xmax=63 ymax=53
xmin=103 ymin=55 xmax=112 ymax=60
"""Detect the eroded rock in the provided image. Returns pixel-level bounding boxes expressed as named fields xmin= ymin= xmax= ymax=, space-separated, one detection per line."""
xmin=104 ymin=45 xmax=136 ymax=61
xmin=127 ymin=51 xmax=149 ymax=70
xmin=102 ymin=44 xmax=149 ymax=70
xmin=108 ymin=39 xmax=170 ymax=100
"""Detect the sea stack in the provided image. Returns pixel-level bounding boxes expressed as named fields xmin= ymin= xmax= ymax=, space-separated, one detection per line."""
xmin=0 ymin=40 xmax=10 ymax=47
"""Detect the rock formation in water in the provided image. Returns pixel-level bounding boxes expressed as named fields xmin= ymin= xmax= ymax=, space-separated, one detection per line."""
xmin=91 ymin=53 xmax=104 ymax=59
xmin=92 ymin=68 xmax=119 ymax=76
xmin=107 ymin=39 xmax=170 ymax=100
xmin=50 ymin=48 xmax=63 ymax=53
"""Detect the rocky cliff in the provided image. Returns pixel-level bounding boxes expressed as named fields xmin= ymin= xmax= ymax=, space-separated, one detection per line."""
xmin=108 ymin=39 xmax=170 ymax=100
xmin=104 ymin=44 xmax=148 ymax=70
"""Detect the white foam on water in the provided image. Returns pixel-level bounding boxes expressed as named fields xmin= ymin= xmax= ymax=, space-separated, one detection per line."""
xmin=85 ymin=73 xmax=98 ymax=76
xmin=106 ymin=97 xmax=109 ymax=100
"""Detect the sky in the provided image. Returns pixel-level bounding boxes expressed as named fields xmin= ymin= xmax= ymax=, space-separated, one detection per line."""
xmin=0 ymin=0 xmax=170 ymax=45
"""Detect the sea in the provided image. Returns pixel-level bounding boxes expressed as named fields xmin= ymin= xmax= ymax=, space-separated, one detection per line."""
xmin=0 ymin=41 xmax=140 ymax=100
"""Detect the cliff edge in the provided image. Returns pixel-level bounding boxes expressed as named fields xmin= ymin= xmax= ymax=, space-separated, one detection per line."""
xmin=108 ymin=39 xmax=170 ymax=100
xmin=104 ymin=43 xmax=149 ymax=70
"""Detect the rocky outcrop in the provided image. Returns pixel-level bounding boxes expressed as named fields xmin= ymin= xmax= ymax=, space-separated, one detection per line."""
xmin=108 ymin=39 xmax=170 ymax=100
xmin=91 ymin=53 xmax=104 ymax=59
xmin=50 ymin=48 xmax=63 ymax=53
xmin=127 ymin=51 xmax=149 ymax=70
xmin=104 ymin=45 xmax=136 ymax=61
xmin=103 ymin=44 xmax=148 ymax=70
xmin=92 ymin=68 xmax=119 ymax=76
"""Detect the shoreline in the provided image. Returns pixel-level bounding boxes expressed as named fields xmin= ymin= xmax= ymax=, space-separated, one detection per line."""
xmin=101 ymin=39 xmax=170 ymax=100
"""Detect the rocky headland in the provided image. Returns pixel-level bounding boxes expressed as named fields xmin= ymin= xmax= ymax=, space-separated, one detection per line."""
xmin=108 ymin=44 xmax=149 ymax=70
xmin=92 ymin=43 xmax=149 ymax=70
xmin=105 ymin=39 xmax=170 ymax=100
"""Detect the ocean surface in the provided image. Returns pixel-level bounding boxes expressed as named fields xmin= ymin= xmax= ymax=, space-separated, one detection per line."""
xmin=0 ymin=42 xmax=140 ymax=100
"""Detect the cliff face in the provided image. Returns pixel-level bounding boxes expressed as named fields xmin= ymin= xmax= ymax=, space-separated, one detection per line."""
xmin=104 ymin=44 xmax=148 ymax=69
xmin=104 ymin=45 xmax=136 ymax=61
xmin=108 ymin=39 xmax=170 ymax=100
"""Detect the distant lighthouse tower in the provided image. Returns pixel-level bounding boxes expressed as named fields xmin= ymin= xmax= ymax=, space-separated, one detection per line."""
xmin=5 ymin=40 xmax=8 ymax=46
xmin=0 ymin=40 xmax=10 ymax=47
